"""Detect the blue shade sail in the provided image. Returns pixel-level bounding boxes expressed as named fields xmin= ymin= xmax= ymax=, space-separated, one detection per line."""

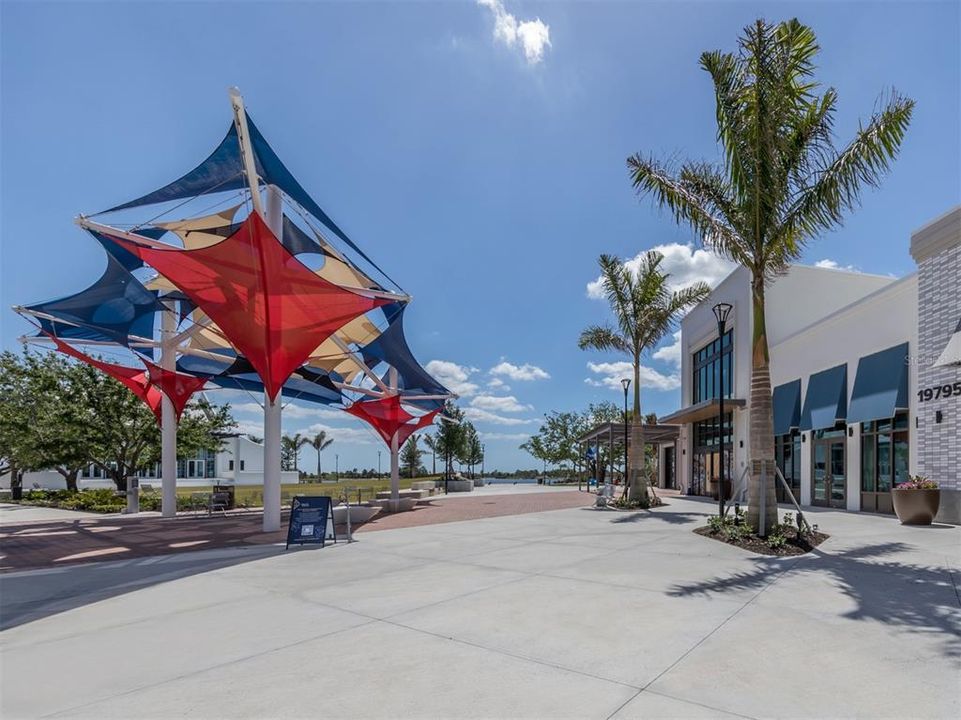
xmin=360 ymin=306 xmax=450 ymax=397
xmin=177 ymin=353 xmax=343 ymax=406
xmin=102 ymin=114 xmax=400 ymax=291
xmin=25 ymin=243 xmax=164 ymax=350
xmin=772 ymin=379 xmax=802 ymax=436
xmin=800 ymin=364 xmax=848 ymax=431
xmin=847 ymin=343 xmax=909 ymax=424
xmin=282 ymin=216 xmax=323 ymax=256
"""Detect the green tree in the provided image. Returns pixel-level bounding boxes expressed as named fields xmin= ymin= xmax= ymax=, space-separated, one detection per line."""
xmin=310 ymin=430 xmax=334 ymax=478
xmin=579 ymin=251 xmax=709 ymax=501
xmin=0 ymin=350 xmax=91 ymax=492
xmin=433 ymin=401 xmax=467 ymax=477
xmin=627 ymin=18 xmax=912 ymax=530
xmin=280 ymin=433 xmax=309 ymax=472
xmin=519 ymin=434 xmax=550 ymax=475
xmin=458 ymin=424 xmax=483 ymax=478
xmin=401 ymin=434 xmax=424 ymax=478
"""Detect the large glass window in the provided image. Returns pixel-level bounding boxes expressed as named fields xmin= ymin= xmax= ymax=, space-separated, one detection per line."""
xmin=691 ymin=413 xmax=733 ymax=496
xmin=861 ymin=411 xmax=910 ymax=493
xmin=692 ymin=330 xmax=733 ymax=404
xmin=775 ymin=431 xmax=801 ymax=490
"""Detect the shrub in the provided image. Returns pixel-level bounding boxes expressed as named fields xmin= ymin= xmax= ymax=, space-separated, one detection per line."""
xmin=768 ymin=531 xmax=787 ymax=550
xmin=707 ymin=515 xmax=726 ymax=534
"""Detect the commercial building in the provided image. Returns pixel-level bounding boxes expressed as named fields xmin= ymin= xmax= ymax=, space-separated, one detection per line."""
xmin=660 ymin=207 xmax=960 ymax=524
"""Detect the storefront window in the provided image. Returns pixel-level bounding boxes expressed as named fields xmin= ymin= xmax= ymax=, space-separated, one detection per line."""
xmin=692 ymin=330 xmax=733 ymax=404
xmin=861 ymin=411 xmax=910 ymax=494
xmin=775 ymin=431 xmax=801 ymax=489
xmin=691 ymin=412 xmax=732 ymax=496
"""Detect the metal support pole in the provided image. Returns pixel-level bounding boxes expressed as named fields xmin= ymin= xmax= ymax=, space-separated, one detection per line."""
xmin=261 ymin=185 xmax=283 ymax=532
xmin=718 ymin=335 xmax=725 ymax=518
xmin=388 ymin=367 xmax=400 ymax=502
xmin=160 ymin=298 xmax=177 ymax=518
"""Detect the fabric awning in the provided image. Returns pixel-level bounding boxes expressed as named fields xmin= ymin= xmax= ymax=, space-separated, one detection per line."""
xmin=800 ymin=364 xmax=847 ymax=431
xmin=847 ymin=343 xmax=909 ymax=424
xmin=772 ymin=379 xmax=802 ymax=435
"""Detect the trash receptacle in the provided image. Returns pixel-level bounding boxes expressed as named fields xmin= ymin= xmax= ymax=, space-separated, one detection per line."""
xmin=125 ymin=476 xmax=140 ymax=514
xmin=212 ymin=484 xmax=236 ymax=510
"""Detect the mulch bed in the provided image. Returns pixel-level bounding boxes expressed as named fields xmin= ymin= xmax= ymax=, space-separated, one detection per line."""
xmin=694 ymin=525 xmax=829 ymax=556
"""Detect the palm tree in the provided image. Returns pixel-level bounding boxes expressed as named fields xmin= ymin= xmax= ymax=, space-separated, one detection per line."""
xmin=580 ymin=251 xmax=710 ymax=502
xmin=627 ymin=18 xmax=913 ymax=532
xmin=282 ymin=433 xmax=311 ymax=476
xmin=310 ymin=430 xmax=334 ymax=479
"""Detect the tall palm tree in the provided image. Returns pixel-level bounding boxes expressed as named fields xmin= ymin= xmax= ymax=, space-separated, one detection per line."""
xmin=310 ymin=430 xmax=334 ymax=479
xmin=627 ymin=18 xmax=913 ymax=532
xmin=580 ymin=251 xmax=710 ymax=502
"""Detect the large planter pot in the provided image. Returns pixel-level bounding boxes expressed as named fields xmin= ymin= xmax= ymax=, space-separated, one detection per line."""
xmin=892 ymin=489 xmax=941 ymax=525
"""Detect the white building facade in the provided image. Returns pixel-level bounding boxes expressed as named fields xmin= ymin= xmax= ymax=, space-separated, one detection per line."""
xmin=662 ymin=207 xmax=960 ymax=524
xmin=15 ymin=435 xmax=299 ymax=491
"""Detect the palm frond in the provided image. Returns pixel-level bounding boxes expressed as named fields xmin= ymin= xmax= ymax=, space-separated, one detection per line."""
xmin=578 ymin=324 xmax=630 ymax=355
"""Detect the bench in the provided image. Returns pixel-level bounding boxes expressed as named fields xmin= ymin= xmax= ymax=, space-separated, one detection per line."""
xmin=207 ymin=491 xmax=231 ymax=517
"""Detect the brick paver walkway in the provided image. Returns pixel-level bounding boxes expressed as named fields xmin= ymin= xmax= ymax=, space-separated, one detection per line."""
xmin=0 ymin=491 xmax=594 ymax=573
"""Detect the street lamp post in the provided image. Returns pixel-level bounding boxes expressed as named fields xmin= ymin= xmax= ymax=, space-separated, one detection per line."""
xmin=481 ymin=444 xmax=485 ymax=477
xmin=335 ymin=454 xmax=339 ymax=482
xmin=377 ymin=450 xmax=381 ymax=479
xmin=621 ymin=378 xmax=631 ymax=490
xmin=712 ymin=302 xmax=733 ymax=517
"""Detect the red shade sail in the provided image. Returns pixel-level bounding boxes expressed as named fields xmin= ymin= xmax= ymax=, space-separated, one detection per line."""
xmin=142 ymin=360 xmax=208 ymax=420
xmin=103 ymin=213 xmax=387 ymax=399
xmin=346 ymin=394 xmax=438 ymax=446
xmin=48 ymin=334 xmax=164 ymax=422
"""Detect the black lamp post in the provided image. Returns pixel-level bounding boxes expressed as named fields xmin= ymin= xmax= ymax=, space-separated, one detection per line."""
xmin=621 ymin=378 xmax=631 ymax=488
xmin=712 ymin=302 xmax=733 ymax=517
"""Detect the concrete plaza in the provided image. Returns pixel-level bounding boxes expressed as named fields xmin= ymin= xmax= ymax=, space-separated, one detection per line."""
xmin=1 ymin=495 xmax=958 ymax=719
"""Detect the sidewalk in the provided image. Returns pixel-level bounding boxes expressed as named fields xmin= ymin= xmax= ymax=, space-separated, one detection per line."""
xmin=0 ymin=490 xmax=595 ymax=573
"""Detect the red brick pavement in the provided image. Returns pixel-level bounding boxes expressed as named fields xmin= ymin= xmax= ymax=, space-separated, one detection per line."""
xmin=0 ymin=491 xmax=594 ymax=573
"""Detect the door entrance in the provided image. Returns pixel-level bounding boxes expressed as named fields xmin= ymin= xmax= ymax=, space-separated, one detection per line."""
xmin=663 ymin=447 xmax=675 ymax=489
xmin=812 ymin=435 xmax=846 ymax=508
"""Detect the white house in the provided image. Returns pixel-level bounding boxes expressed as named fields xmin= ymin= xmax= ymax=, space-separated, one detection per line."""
xmin=14 ymin=435 xmax=299 ymax=491
xmin=661 ymin=206 xmax=960 ymax=524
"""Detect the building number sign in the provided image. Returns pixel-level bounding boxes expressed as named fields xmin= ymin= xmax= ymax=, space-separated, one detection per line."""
xmin=917 ymin=382 xmax=961 ymax=402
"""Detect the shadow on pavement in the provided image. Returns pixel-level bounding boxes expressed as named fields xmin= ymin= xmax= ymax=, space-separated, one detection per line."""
xmin=667 ymin=541 xmax=961 ymax=658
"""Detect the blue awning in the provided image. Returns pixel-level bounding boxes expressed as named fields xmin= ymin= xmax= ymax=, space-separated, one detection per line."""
xmin=772 ymin=379 xmax=801 ymax=435
xmin=847 ymin=343 xmax=909 ymax=424
xmin=800 ymin=364 xmax=847 ymax=431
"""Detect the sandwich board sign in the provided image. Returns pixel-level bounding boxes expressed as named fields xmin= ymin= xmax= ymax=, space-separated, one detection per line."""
xmin=286 ymin=495 xmax=335 ymax=549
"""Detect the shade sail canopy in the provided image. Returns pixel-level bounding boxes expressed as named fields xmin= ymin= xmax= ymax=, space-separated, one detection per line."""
xmin=100 ymin=213 xmax=387 ymax=399
xmin=361 ymin=305 xmax=451 ymax=397
xmin=48 ymin=334 xmax=163 ymax=422
xmin=847 ymin=343 xmax=909 ymax=424
xmin=800 ymin=364 xmax=848 ymax=431
xmin=24 ymin=233 xmax=163 ymax=350
xmin=176 ymin=353 xmax=344 ymax=406
xmin=934 ymin=317 xmax=961 ymax=368
xmin=103 ymin=113 xmax=399 ymax=290
xmin=142 ymin=360 xmax=209 ymax=420
xmin=772 ymin=379 xmax=802 ymax=435
xmin=345 ymin=395 xmax=438 ymax=446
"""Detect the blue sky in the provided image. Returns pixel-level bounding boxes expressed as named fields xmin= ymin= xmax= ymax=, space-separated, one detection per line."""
xmin=2 ymin=1 xmax=958 ymax=472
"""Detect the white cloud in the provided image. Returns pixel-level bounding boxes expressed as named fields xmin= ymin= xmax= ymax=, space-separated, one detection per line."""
xmin=303 ymin=422 xmax=377 ymax=445
xmin=479 ymin=431 xmax=531 ymax=442
xmin=815 ymin=258 xmax=860 ymax=272
xmin=487 ymin=378 xmax=510 ymax=391
xmin=464 ymin=407 xmax=538 ymax=426
xmin=477 ymin=0 xmax=551 ymax=64
xmin=586 ymin=243 xmax=736 ymax=300
xmin=425 ymin=360 xmax=478 ymax=397
xmin=651 ymin=330 xmax=682 ymax=369
xmin=470 ymin=394 xmax=532 ymax=413
xmin=585 ymin=361 xmax=680 ymax=392
xmin=232 ymin=402 xmax=343 ymax=421
xmin=489 ymin=361 xmax=550 ymax=381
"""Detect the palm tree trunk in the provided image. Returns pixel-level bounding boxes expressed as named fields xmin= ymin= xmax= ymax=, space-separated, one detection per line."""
xmin=748 ymin=279 xmax=778 ymax=534
xmin=317 ymin=450 xmax=321 ymax=479
xmin=628 ymin=359 xmax=648 ymax=503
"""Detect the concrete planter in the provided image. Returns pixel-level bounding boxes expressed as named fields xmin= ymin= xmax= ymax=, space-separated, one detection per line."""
xmin=445 ymin=479 xmax=474 ymax=492
xmin=892 ymin=488 xmax=941 ymax=525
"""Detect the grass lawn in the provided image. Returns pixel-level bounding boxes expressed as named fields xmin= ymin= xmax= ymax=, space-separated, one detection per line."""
xmin=174 ymin=476 xmax=439 ymax=507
